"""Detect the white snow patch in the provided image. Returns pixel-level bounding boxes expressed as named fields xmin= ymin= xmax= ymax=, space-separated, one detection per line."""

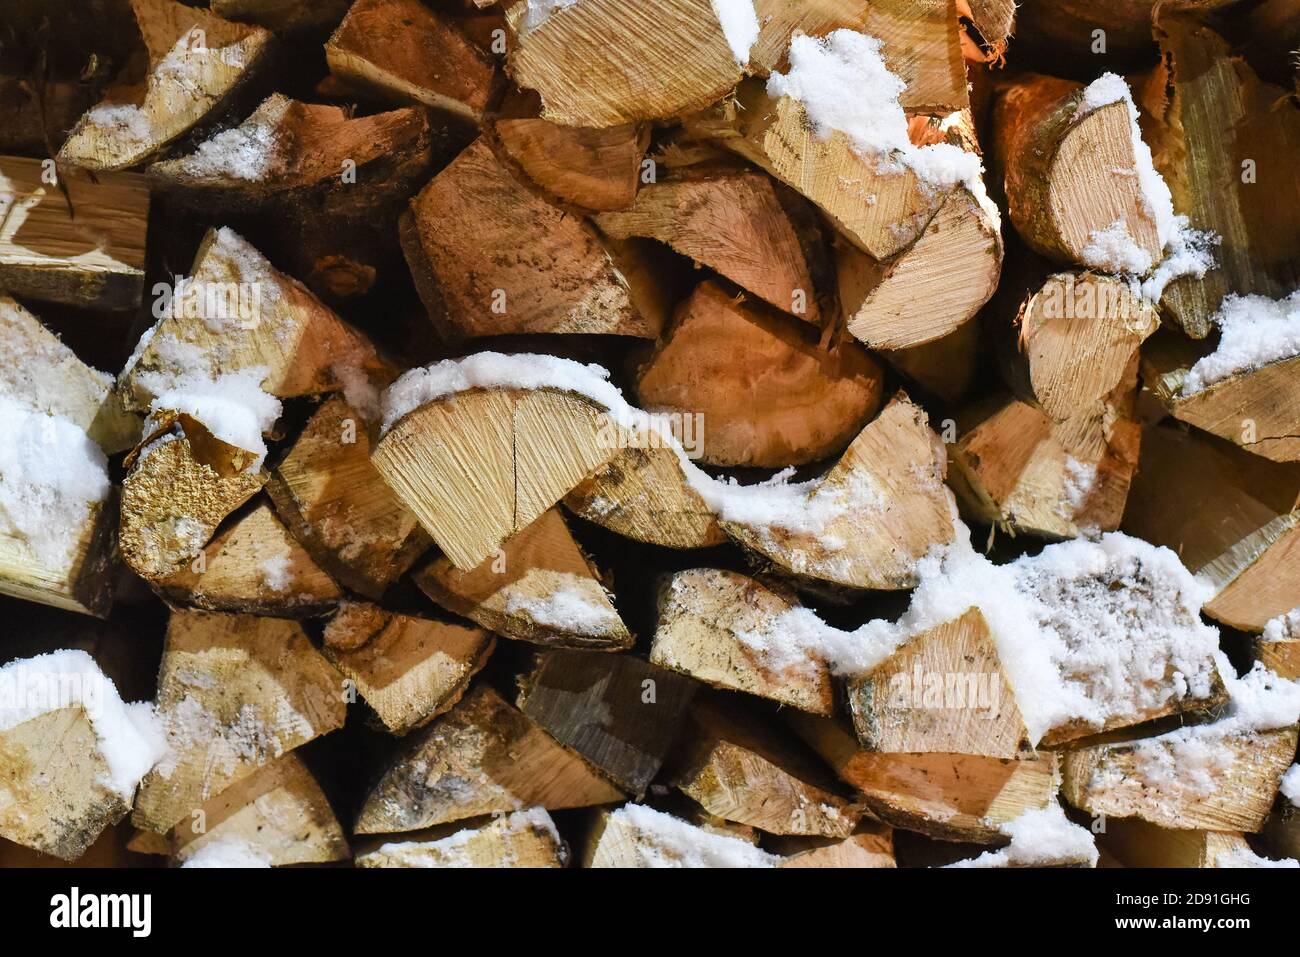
xmin=947 ymin=803 xmax=1098 ymax=868
xmin=1214 ymin=845 xmax=1299 ymax=868
xmin=146 ymin=365 xmax=282 ymax=467
xmin=1082 ymin=220 xmax=1154 ymax=276
xmin=504 ymin=583 xmax=621 ymax=635
xmin=601 ymin=804 xmax=777 ymax=868
xmin=0 ymin=395 xmax=111 ymax=568
xmin=181 ymin=835 xmax=272 ymax=868
xmin=171 ymin=113 xmax=277 ymax=181
xmin=1183 ymin=291 xmax=1300 ymax=394
xmin=518 ymin=0 xmax=578 ymax=35
xmin=711 ymin=0 xmax=759 ymax=66
xmin=0 ymin=650 xmax=165 ymax=799
xmin=259 ymin=555 xmax=291 ymax=592
xmin=1280 ymin=764 xmax=1300 ymax=806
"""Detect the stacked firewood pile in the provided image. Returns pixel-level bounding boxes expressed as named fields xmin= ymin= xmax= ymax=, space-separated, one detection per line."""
xmin=1 ymin=0 xmax=1299 ymax=869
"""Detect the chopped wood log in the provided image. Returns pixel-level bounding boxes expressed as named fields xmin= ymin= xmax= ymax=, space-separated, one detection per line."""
xmin=686 ymin=79 xmax=943 ymax=260
xmin=133 ymin=610 xmax=347 ymax=833
xmin=518 ymin=650 xmax=697 ymax=796
xmin=1060 ymin=725 xmax=1299 ymax=833
xmin=0 ymin=156 xmax=149 ymax=311
xmin=401 ymin=138 xmax=666 ymax=341
xmin=148 ymin=95 xmax=430 ymax=204
xmin=493 ymin=115 xmax=648 ymax=212
xmin=563 ymin=446 xmax=726 ymax=550
xmin=118 ymin=227 xmax=393 ymax=413
xmin=947 ymin=363 xmax=1142 ymax=539
xmin=504 ymin=0 xmax=746 ymax=127
xmin=353 ymin=685 xmax=624 ymax=834
xmin=719 ymin=395 xmax=958 ymax=590
xmin=355 ymin=808 xmax=569 ymax=868
xmin=594 ymin=169 xmax=827 ymax=323
xmin=1136 ymin=15 xmax=1300 ymax=337
xmin=171 ymin=753 xmax=349 ymax=867
xmin=0 ymin=296 xmax=140 ymax=455
xmin=210 ymin=0 xmax=353 ymax=33
xmin=157 ymin=501 xmax=343 ymax=616
xmin=325 ymin=0 xmax=495 ymax=123
xmin=1142 ymin=328 xmax=1300 ymax=464
xmin=119 ymin=418 xmax=267 ymax=582
xmin=961 ymin=0 xmax=1015 ymax=62
xmin=1122 ymin=421 xmax=1300 ymax=632
xmin=582 ymin=803 xmax=778 ymax=867
xmin=1000 ymin=271 xmax=1159 ymax=421
xmin=784 ymin=711 xmax=1060 ymax=843
xmin=266 ymin=396 xmax=431 ymax=600
xmin=838 ymin=185 xmax=1002 ymax=350
xmin=373 ymin=386 xmax=622 ymax=570
xmin=670 ymin=697 xmax=863 ymax=837
xmin=846 ymin=607 xmax=1032 ymax=758
xmin=633 ymin=281 xmax=883 ymax=467
xmin=321 ymin=603 xmax=494 ymax=735
xmin=1099 ymin=817 xmax=1268 ymax=868
xmin=414 ymin=507 xmax=632 ymax=651
xmin=651 ymin=568 xmax=835 ymax=715
xmin=0 ymin=707 xmax=131 ymax=861
xmin=771 ymin=822 xmax=897 ymax=868
xmin=991 ymin=73 xmax=1162 ymax=269
xmin=57 ymin=0 xmax=274 ymax=171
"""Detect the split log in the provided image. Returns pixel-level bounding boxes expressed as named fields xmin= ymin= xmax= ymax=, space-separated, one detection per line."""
xmin=119 ymin=418 xmax=267 ymax=582
xmin=1060 ymin=725 xmax=1299 ymax=833
xmin=0 ymin=296 xmax=140 ymax=455
xmin=563 ymin=448 xmax=726 ymax=550
xmin=373 ymin=385 xmax=622 ymax=570
xmin=504 ymin=0 xmax=747 ymax=127
xmin=1099 ymin=818 xmax=1269 ymax=868
xmin=133 ymin=610 xmax=347 ymax=833
xmin=355 ymin=809 xmax=568 ymax=868
xmin=266 ymin=396 xmax=431 ymax=600
xmin=57 ymin=0 xmax=274 ymax=171
xmin=961 ymin=0 xmax=1016 ymax=62
xmin=1256 ymin=634 xmax=1300 ymax=681
xmin=1122 ymin=421 xmax=1300 ymax=632
xmin=998 ymin=270 xmax=1158 ymax=422
xmin=1137 ymin=15 xmax=1300 ymax=337
xmin=846 ymin=607 xmax=1031 ymax=758
xmin=322 ymin=603 xmax=494 ymax=735
xmin=171 ymin=753 xmax=349 ymax=867
xmin=517 ymin=650 xmax=697 ymax=796
xmin=838 ymin=185 xmax=1002 ymax=350
xmin=583 ymin=803 xmax=778 ymax=867
xmin=0 ymin=707 xmax=132 ymax=861
xmin=651 ymin=568 xmax=836 ymax=716
xmin=157 ymin=501 xmax=342 ymax=616
xmin=671 ymin=697 xmax=863 ymax=837
xmin=947 ymin=362 xmax=1141 ymax=539
xmin=877 ymin=317 xmax=981 ymax=405
xmin=0 ymin=156 xmax=149 ymax=311
xmin=414 ymin=507 xmax=632 ymax=651
xmin=210 ymin=0 xmax=353 ymax=33
xmin=784 ymin=711 xmax=1060 ymax=843
xmin=593 ymin=169 xmax=827 ymax=323
xmin=633 ymin=281 xmax=883 ymax=467
xmin=493 ymin=114 xmax=648 ymax=212
xmin=325 ymin=0 xmax=495 ymax=123
xmin=401 ymin=137 xmax=667 ymax=341
xmin=353 ymin=685 xmax=624 ymax=834
xmin=686 ymin=79 xmax=944 ymax=260
xmin=771 ymin=822 xmax=897 ymax=868
xmin=719 ymin=395 xmax=958 ymax=590
xmin=118 ymin=227 xmax=393 ymax=413
xmin=991 ymin=73 xmax=1162 ymax=269
xmin=1142 ymin=328 xmax=1300 ymax=464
